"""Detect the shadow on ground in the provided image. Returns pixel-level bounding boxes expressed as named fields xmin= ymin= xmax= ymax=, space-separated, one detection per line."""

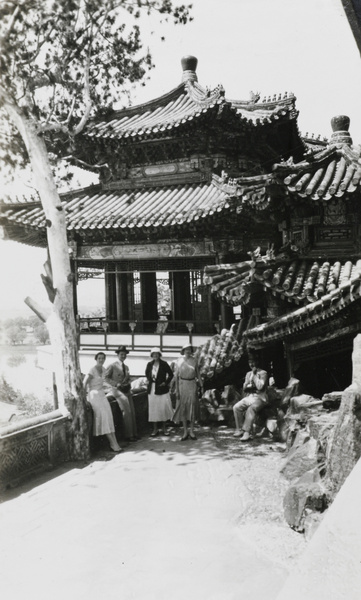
xmin=0 ymin=423 xmax=286 ymax=504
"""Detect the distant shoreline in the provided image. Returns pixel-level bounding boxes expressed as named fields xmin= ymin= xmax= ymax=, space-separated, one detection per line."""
xmin=0 ymin=345 xmax=38 ymax=356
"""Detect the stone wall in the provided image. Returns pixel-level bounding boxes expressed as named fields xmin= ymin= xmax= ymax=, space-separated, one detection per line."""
xmin=0 ymin=410 xmax=69 ymax=491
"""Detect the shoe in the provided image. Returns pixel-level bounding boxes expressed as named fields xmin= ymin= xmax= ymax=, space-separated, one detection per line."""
xmin=180 ymin=434 xmax=189 ymax=441
xmin=240 ymin=432 xmax=251 ymax=442
xmin=255 ymin=427 xmax=266 ymax=438
xmin=189 ymin=433 xmax=197 ymax=440
xmin=162 ymin=431 xmax=170 ymax=436
xmin=110 ymin=447 xmax=123 ymax=453
xmin=233 ymin=431 xmax=243 ymax=438
xmin=150 ymin=431 xmax=158 ymax=437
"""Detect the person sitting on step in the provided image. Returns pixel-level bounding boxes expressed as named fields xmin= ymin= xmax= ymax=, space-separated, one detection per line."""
xmin=233 ymin=354 xmax=269 ymax=441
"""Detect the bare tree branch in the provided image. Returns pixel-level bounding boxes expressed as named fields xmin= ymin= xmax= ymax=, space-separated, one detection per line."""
xmin=73 ymin=22 xmax=93 ymax=135
xmin=62 ymin=155 xmax=109 ymax=170
xmin=0 ymin=3 xmax=20 ymax=45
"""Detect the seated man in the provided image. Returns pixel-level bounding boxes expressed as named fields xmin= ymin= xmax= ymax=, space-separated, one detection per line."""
xmin=233 ymin=355 xmax=268 ymax=441
xmin=104 ymin=345 xmax=138 ymax=442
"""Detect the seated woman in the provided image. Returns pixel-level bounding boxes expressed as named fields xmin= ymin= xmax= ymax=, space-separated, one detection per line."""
xmin=83 ymin=352 xmax=122 ymax=453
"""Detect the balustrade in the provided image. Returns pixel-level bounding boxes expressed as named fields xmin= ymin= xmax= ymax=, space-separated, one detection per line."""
xmin=78 ymin=317 xmax=214 ymax=351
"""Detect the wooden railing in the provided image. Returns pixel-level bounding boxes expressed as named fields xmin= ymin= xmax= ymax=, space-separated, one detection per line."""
xmin=78 ymin=317 xmax=220 ymax=351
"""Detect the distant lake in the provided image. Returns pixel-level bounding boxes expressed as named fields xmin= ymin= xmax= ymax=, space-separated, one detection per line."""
xmin=0 ymin=345 xmax=54 ymax=404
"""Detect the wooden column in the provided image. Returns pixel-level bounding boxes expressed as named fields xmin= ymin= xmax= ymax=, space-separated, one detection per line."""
xmin=217 ymin=252 xmax=233 ymax=330
xmin=140 ymin=272 xmax=158 ymax=332
xmin=115 ymin=270 xmax=130 ymax=332
xmin=105 ymin=270 xmax=117 ymax=332
xmin=283 ymin=340 xmax=294 ymax=379
xmin=172 ymin=271 xmax=192 ymax=331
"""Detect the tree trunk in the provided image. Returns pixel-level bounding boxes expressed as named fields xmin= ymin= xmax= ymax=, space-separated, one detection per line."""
xmin=4 ymin=99 xmax=90 ymax=461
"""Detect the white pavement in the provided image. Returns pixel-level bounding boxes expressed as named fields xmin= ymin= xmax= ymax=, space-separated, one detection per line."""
xmin=0 ymin=434 xmax=289 ymax=600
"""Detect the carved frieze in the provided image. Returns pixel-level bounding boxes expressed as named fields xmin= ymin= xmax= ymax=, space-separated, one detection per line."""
xmin=316 ymin=226 xmax=352 ymax=242
xmin=102 ymin=170 xmax=210 ymax=190
xmin=213 ymin=239 xmax=244 ymax=255
xmin=0 ymin=436 xmax=48 ymax=480
xmin=323 ymin=199 xmax=346 ymax=226
xmin=79 ymin=240 xmax=216 ymax=260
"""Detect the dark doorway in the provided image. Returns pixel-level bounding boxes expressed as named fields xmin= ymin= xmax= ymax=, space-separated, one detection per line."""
xmin=295 ymin=350 xmax=352 ymax=398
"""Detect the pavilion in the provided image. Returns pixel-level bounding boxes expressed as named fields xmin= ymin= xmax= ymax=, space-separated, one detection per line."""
xmin=2 ymin=57 xmax=361 ymax=390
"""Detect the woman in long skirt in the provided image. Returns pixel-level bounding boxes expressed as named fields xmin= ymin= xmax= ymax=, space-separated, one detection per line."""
xmin=145 ymin=347 xmax=174 ymax=437
xmin=173 ymin=344 xmax=202 ymax=441
xmin=83 ymin=352 xmax=122 ymax=452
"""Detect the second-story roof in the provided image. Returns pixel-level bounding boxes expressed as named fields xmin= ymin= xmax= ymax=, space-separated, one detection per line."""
xmin=81 ymin=56 xmax=299 ymax=143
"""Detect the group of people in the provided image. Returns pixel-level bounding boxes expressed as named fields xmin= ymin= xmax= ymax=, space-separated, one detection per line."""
xmin=84 ymin=341 xmax=270 ymax=450
xmin=83 ymin=342 xmax=202 ymax=451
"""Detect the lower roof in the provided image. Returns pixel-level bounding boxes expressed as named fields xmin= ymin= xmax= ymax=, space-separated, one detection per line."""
xmin=204 ymin=253 xmax=361 ymax=347
xmin=204 ymin=254 xmax=361 ymax=306
xmin=244 ymin=273 xmax=361 ymax=347
xmin=1 ymin=178 xmax=233 ymax=243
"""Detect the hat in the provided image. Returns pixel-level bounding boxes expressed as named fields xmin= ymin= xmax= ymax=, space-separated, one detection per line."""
xmin=150 ymin=347 xmax=162 ymax=358
xmin=180 ymin=343 xmax=194 ymax=355
xmin=115 ymin=345 xmax=129 ymax=355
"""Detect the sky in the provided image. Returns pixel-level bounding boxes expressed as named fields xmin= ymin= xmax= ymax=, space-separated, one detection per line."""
xmin=1 ymin=0 xmax=361 ymax=317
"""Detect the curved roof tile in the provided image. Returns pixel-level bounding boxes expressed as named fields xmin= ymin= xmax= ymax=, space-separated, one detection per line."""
xmin=244 ymin=274 xmax=361 ymax=346
xmin=83 ymin=81 xmax=298 ymax=141
xmin=273 ymin=142 xmax=361 ymax=201
xmin=204 ymin=257 xmax=361 ymax=306
xmin=1 ymin=180 xmax=232 ymax=233
xmin=196 ymin=328 xmax=243 ymax=380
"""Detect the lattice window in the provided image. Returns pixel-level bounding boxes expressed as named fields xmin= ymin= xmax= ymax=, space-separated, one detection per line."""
xmin=156 ymin=271 xmax=171 ymax=315
xmin=190 ymin=270 xmax=203 ymax=303
xmin=292 ymin=229 xmax=303 ymax=244
xmin=133 ymin=271 xmax=141 ymax=304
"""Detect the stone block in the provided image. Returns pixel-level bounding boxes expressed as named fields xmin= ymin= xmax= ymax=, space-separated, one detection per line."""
xmin=326 ymin=388 xmax=361 ymax=495
xmin=283 ymin=468 xmax=327 ymax=532
xmin=322 ymin=391 xmax=342 ymax=411
xmin=303 ymin=508 xmax=327 ymax=541
xmin=281 ymin=437 xmax=318 ymax=481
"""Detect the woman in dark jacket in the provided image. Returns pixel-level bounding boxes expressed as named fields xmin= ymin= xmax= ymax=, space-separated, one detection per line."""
xmin=146 ymin=347 xmax=174 ymax=437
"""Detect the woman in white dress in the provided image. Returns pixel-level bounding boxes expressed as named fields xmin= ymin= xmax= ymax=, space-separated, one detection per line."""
xmin=145 ymin=347 xmax=174 ymax=437
xmin=83 ymin=352 xmax=122 ymax=452
xmin=173 ymin=344 xmax=202 ymax=441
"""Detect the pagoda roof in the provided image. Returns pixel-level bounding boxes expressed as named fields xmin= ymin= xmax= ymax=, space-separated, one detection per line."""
xmin=82 ymin=72 xmax=298 ymax=142
xmin=244 ymin=268 xmax=361 ymax=347
xmin=216 ymin=142 xmax=361 ymax=208
xmin=204 ymin=253 xmax=361 ymax=306
xmin=273 ymin=143 xmax=361 ymax=202
xmin=210 ymin=117 xmax=361 ymax=206
xmin=196 ymin=327 xmax=243 ymax=380
xmin=272 ymin=115 xmax=361 ymax=201
xmin=1 ymin=177 xmax=249 ymax=243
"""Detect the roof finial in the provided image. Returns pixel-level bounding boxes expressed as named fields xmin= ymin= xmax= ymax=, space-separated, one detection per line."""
xmin=181 ymin=55 xmax=198 ymax=83
xmin=330 ymin=115 xmax=352 ymax=146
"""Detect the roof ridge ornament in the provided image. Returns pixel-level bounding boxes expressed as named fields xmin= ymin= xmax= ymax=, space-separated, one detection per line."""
xmin=330 ymin=115 xmax=353 ymax=147
xmin=181 ymin=55 xmax=198 ymax=83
